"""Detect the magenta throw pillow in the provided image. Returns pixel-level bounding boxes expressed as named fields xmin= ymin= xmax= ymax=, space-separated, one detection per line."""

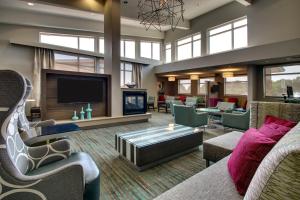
xmin=259 ymin=123 xmax=291 ymax=141
xmin=227 ymin=128 xmax=276 ymax=195
xmin=264 ymin=115 xmax=297 ymax=128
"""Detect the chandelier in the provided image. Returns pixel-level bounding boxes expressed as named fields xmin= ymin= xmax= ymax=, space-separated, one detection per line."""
xmin=138 ymin=0 xmax=184 ymax=31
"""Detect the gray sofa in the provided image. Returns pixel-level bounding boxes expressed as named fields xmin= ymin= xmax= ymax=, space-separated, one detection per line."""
xmin=155 ymin=102 xmax=300 ymax=200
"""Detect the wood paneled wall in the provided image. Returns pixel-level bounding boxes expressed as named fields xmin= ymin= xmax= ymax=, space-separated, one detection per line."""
xmin=41 ymin=70 xmax=111 ymax=120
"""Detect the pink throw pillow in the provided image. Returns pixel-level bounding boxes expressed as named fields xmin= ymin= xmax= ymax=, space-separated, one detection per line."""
xmin=259 ymin=123 xmax=291 ymax=141
xmin=264 ymin=115 xmax=297 ymax=128
xmin=228 ymin=128 xmax=276 ymax=195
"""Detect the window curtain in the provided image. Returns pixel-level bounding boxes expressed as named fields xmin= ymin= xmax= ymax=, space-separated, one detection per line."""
xmin=132 ymin=63 xmax=142 ymax=88
xmin=32 ymin=47 xmax=54 ymax=107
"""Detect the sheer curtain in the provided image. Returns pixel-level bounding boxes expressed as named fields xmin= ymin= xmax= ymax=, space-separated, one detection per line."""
xmin=132 ymin=63 xmax=142 ymax=88
xmin=32 ymin=47 xmax=54 ymax=106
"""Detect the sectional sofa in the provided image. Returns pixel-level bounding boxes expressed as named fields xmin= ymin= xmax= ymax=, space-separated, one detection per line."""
xmin=155 ymin=102 xmax=300 ymax=200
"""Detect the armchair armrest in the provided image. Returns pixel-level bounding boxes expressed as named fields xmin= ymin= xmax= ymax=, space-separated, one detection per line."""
xmin=30 ymin=119 xmax=56 ymax=128
xmin=27 ymin=138 xmax=71 ymax=170
xmin=195 ymin=112 xmax=209 ymax=126
xmin=222 ymin=112 xmax=249 ymax=130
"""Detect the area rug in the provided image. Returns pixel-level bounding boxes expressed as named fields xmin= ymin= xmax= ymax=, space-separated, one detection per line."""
xmin=70 ymin=112 xmax=230 ymax=200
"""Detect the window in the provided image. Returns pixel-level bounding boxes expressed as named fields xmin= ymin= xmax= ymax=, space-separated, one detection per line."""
xmin=54 ymin=52 xmax=99 ymax=74
xmin=99 ymin=37 xmax=104 ymax=54
xmin=40 ymin=32 xmax=95 ymax=52
xmin=165 ymin=43 xmax=172 ymax=63
xmin=140 ymin=41 xmax=161 ymax=60
xmin=264 ymin=64 xmax=300 ymax=97
xmin=120 ymin=62 xmax=133 ymax=87
xmin=225 ymin=76 xmax=248 ymax=95
xmin=178 ymin=79 xmax=191 ymax=94
xmin=208 ymin=17 xmax=247 ymax=54
xmin=177 ymin=33 xmax=201 ymax=61
xmin=121 ymin=40 xmax=135 ymax=59
xmin=198 ymin=77 xmax=215 ymax=95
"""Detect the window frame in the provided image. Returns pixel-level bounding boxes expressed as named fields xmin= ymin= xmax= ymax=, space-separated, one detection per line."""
xmin=120 ymin=62 xmax=133 ymax=87
xmin=264 ymin=63 xmax=300 ymax=98
xmin=176 ymin=33 xmax=201 ymax=61
xmin=198 ymin=77 xmax=215 ymax=95
xmin=99 ymin=37 xmax=104 ymax=54
xmin=121 ymin=39 xmax=136 ymax=59
xmin=207 ymin=16 xmax=247 ymax=54
xmin=140 ymin=41 xmax=161 ymax=60
xmin=54 ymin=51 xmax=97 ymax=73
xmin=224 ymin=75 xmax=248 ymax=96
xmin=39 ymin=32 xmax=95 ymax=52
xmin=178 ymin=79 xmax=192 ymax=94
xmin=165 ymin=43 xmax=172 ymax=63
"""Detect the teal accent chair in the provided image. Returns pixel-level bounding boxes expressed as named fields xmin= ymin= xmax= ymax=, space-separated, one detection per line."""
xmin=174 ymin=105 xmax=208 ymax=128
xmin=222 ymin=109 xmax=250 ymax=131
xmin=170 ymin=100 xmax=184 ymax=116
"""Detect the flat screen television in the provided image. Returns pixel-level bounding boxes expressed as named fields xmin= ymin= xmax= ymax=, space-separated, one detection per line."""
xmin=57 ymin=78 xmax=103 ymax=103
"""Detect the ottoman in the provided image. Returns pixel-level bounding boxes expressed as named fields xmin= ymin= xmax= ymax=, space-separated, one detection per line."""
xmin=115 ymin=124 xmax=203 ymax=171
xmin=203 ymin=131 xmax=243 ymax=167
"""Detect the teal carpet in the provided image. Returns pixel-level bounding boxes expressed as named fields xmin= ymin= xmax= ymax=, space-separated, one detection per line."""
xmin=70 ymin=112 xmax=228 ymax=200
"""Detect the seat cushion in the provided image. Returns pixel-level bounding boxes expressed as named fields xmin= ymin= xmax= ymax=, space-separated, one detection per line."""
xmin=203 ymin=131 xmax=243 ymax=162
xmin=27 ymin=152 xmax=100 ymax=184
xmin=154 ymin=156 xmax=243 ymax=200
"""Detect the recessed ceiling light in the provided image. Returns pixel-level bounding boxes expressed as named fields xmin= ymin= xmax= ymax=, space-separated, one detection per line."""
xmin=27 ymin=2 xmax=34 ymax=6
xmin=122 ymin=0 xmax=128 ymax=4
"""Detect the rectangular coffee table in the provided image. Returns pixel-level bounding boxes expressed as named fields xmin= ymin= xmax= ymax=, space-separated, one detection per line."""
xmin=115 ymin=124 xmax=203 ymax=171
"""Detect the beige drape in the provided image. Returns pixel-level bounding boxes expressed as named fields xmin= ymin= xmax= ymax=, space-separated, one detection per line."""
xmin=132 ymin=63 xmax=142 ymax=88
xmin=33 ymin=48 xmax=54 ymax=106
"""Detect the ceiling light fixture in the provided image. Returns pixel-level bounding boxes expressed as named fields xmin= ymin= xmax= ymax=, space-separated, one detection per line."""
xmin=222 ymin=72 xmax=234 ymax=78
xmin=168 ymin=76 xmax=176 ymax=82
xmin=190 ymin=74 xmax=199 ymax=80
xmin=138 ymin=0 xmax=184 ymax=32
xmin=27 ymin=2 xmax=34 ymax=6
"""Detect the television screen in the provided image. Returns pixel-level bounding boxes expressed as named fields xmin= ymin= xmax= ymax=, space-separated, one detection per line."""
xmin=57 ymin=78 xmax=103 ymax=103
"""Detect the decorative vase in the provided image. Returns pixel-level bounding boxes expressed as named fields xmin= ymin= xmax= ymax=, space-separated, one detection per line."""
xmin=72 ymin=110 xmax=79 ymax=121
xmin=86 ymin=103 xmax=92 ymax=120
xmin=80 ymin=107 xmax=85 ymax=120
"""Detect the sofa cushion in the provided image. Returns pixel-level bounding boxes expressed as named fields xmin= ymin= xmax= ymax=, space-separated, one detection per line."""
xmin=203 ymin=131 xmax=243 ymax=162
xmin=259 ymin=123 xmax=291 ymax=141
xmin=264 ymin=115 xmax=297 ymax=128
xmin=245 ymin=122 xmax=300 ymax=199
xmin=228 ymin=128 xmax=276 ymax=195
xmin=154 ymin=156 xmax=243 ymax=200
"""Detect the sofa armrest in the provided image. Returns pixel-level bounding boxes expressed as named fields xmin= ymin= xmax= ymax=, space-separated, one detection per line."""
xmin=195 ymin=112 xmax=209 ymax=126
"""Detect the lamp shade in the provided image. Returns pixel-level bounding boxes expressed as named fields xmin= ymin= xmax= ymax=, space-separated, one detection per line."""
xmin=222 ymin=72 xmax=234 ymax=78
xmin=190 ymin=74 xmax=199 ymax=80
xmin=168 ymin=76 xmax=176 ymax=81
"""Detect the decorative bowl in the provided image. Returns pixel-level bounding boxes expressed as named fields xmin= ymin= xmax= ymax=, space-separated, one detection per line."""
xmin=126 ymin=82 xmax=136 ymax=88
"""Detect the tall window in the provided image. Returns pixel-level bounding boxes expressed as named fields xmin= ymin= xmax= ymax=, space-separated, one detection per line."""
xmin=140 ymin=41 xmax=161 ymax=60
xmin=120 ymin=62 xmax=133 ymax=87
xmin=177 ymin=33 xmax=201 ymax=61
xmin=54 ymin=52 xmax=97 ymax=73
xmin=208 ymin=17 xmax=247 ymax=54
xmin=99 ymin=37 xmax=104 ymax=54
xmin=264 ymin=64 xmax=300 ymax=97
xmin=198 ymin=77 xmax=215 ymax=95
xmin=40 ymin=32 xmax=95 ymax=52
xmin=165 ymin=43 xmax=172 ymax=63
xmin=121 ymin=40 xmax=135 ymax=59
xmin=225 ymin=76 xmax=248 ymax=95
xmin=178 ymin=79 xmax=191 ymax=94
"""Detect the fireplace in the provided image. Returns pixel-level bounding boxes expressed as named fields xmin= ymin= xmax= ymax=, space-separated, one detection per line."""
xmin=123 ymin=90 xmax=147 ymax=115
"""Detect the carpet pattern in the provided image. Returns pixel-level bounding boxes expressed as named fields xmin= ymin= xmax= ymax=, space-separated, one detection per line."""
xmin=69 ymin=112 xmax=229 ymax=200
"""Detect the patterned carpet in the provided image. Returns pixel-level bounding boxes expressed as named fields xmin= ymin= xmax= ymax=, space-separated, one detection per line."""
xmin=69 ymin=112 xmax=229 ymax=200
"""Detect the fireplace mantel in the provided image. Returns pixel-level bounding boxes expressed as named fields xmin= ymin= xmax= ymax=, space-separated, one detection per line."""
xmin=121 ymin=88 xmax=147 ymax=92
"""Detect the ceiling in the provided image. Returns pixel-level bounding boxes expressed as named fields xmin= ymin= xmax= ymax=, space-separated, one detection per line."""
xmin=0 ymin=0 xmax=236 ymax=31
